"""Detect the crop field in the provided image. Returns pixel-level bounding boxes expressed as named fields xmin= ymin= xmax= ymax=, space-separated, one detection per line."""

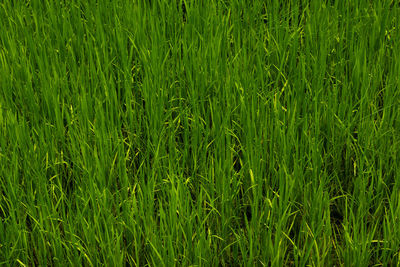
xmin=1 ymin=0 xmax=400 ymax=266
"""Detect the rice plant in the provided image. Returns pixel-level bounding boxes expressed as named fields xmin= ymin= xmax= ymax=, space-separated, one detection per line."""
xmin=0 ymin=0 xmax=399 ymax=266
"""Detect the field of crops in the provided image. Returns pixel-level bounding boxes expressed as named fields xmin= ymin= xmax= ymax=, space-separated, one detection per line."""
xmin=1 ymin=0 xmax=400 ymax=266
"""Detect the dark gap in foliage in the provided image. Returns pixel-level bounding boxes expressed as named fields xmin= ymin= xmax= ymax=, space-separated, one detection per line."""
xmin=236 ymin=181 xmax=253 ymax=228
xmin=187 ymin=180 xmax=197 ymax=205
xmin=376 ymin=86 xmax=385 ymax=118
xmin=126 ymin=145 xmax=144 ymax=184
xmin=244 ymin=204 xmax=252 ymax=223
xmin=25 ymin=211 xmax=33 ymax=235
xmin=330 ymin=204 xmax=344 ymax=227
xmin=0 ymin=196 xmax=6 ymax=219
xmin=287 ymin=204 xmax=303 ymax=247
xmin=60 ymin=154 xmax=75 ymax=199
xmin=180 ymin=0 xmax=187 ymax=23
xmin=338 ymin=143 xmax=357 ymax=194
xmin=30 ymin=241 xmax=39 ymax=266
xmin=261 ymin=1 xmax=308 ymax=28
xmin=232 ymin=133 xmax=243 ymax=174
xmin=329 ymin=198 xmax=345 ymax=263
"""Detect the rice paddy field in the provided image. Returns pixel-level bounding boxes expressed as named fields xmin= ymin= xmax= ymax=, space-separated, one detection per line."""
xmin=1 ymin=0 xmax=400 ymax=266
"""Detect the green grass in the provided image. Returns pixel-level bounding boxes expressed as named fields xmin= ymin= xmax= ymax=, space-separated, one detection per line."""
xmin=1 ymin=0 xmax=400 ymax=266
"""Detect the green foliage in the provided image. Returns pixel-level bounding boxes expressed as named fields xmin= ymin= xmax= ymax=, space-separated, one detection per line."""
xmin=1 ymin=0 xmax=399 ymax=265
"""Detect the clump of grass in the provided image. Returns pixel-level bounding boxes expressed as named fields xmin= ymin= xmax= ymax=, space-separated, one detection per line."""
xmin=1 ymin=0 xmax=399 ymax=265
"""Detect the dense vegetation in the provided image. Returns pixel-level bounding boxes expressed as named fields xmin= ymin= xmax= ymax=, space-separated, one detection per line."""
xmin=1 ymin=0 xmax=399 ymax=265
